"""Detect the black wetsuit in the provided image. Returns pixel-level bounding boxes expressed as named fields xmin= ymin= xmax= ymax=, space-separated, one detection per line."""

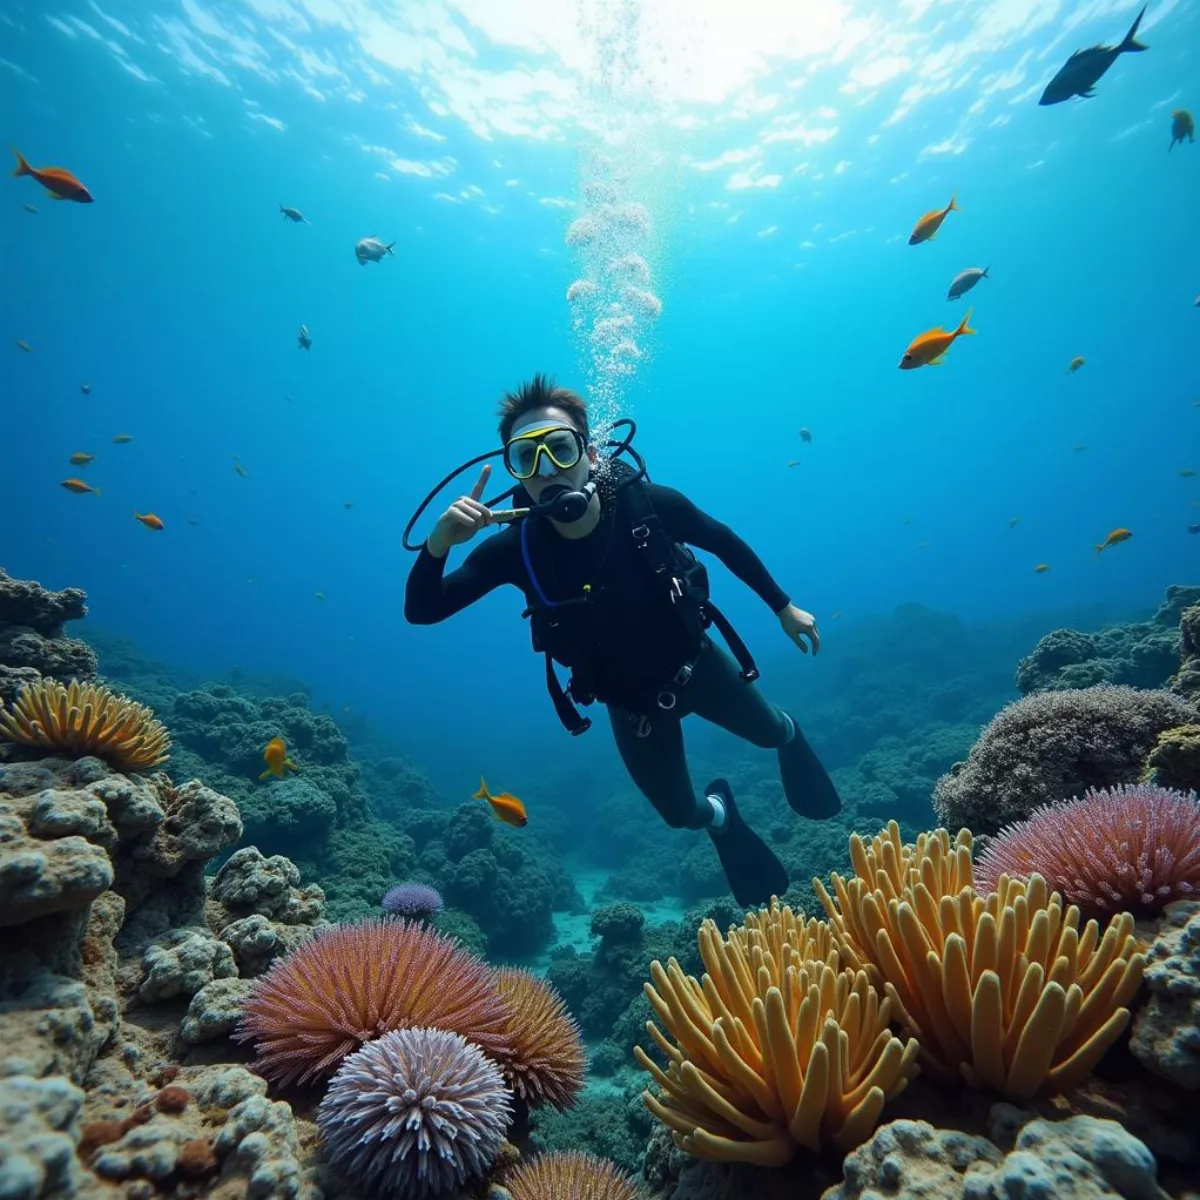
xmin=405 ymin=482 xmax=838 ymax=836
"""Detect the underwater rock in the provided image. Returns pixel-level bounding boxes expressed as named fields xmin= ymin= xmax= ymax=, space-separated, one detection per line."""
xmin=1130 ymin=900 xmax=1200 ymax=1090
xmin=137 ymin=927 xmax=236 ymax=1003
xmin=208 ymin=846 xmax=325 ymax=925
xmin=213 ymin=1092 xmax=317 ymax=1200
xmin=0 ymin=964 xmax=109 ymax=1083
xmin=1170 ymin=604 xmax=1200 ymax=705
xmin=590 ymin=902 xmax=645 ymax=945
xmin=0 ymin=1074 xmax=101 ymax=1200
xmin=0 ymin=569 xmax=97 ymax=705
xmin=180 ymin=977 xmax=256 ymax=1044
xmin=932 ymin=685 xmax=1196 ymax=836
xmin=1144 ymin=724 xmax=1200 ymax=792
xmin=217 ymin=913 xmax=314 ymax=977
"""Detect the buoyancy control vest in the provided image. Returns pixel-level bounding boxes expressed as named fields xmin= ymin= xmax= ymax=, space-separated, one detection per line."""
xmin=515 ymin=463 xmax=759 ymax=734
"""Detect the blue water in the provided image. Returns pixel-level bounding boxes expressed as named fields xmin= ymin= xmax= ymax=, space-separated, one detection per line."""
xmin=2 ymin=0 xmax=1197 ymax=788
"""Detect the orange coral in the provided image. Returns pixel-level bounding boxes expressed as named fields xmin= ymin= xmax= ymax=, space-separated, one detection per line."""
xmin=495 ymin=968 xmax=586 ymax=1111
xmin=0 ymin=678 xmax=170 ymax=771
xmin=236 ymin=918 xmax=513 ymax=1086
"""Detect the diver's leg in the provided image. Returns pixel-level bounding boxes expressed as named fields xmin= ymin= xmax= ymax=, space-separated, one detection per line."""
xmin=685 ymin=641 xmax=841 ymax=820
xmin=606 ymin=705 xmax=789 ymax=906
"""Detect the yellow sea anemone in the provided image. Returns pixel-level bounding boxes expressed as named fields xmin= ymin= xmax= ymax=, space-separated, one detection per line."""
xmin=635 ymin=901 xmax=918 ymax=1166
xmin=0 ymin=678 xmax=170 ymax=772
xmin=814 ymin=821 xmax=1145 ymax=1098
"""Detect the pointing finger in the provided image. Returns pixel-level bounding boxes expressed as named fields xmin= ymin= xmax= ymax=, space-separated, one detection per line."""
xmin=469 ymin=464 xmax=492 ymax=501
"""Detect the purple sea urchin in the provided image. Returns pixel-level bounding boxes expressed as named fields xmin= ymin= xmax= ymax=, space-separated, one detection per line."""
xmin=976 ymin=783 xmax=1200 ymax=916
xmin=317 ymin=1027 xmax=511 ymax=1197
xmin=381 ymin=881 xmax=444 ymax=920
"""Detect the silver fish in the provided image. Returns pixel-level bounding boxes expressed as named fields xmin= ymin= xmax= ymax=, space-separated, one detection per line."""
xmin=298 ymin=324 xmax=311 ymax=351
xmin=947 ymin=266 xmax=990 ymax=301
xmin=355 ymin=236 xmax=395 ymax=266
xmin=280 ymin=204 xmax=310 ymax=224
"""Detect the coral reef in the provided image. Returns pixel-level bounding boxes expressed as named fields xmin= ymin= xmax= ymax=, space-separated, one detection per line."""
xmin=0 ymin=679 xmax=171 ymax=772
xmin=1145 ymin=724 xmax=1200 ymax=793
xmin=636 ymin=901 xmax=919 ymax=1165
xmin=932 ymin=685 xmax=1196 ymax=836
xmin=316 ymin=1027 xmax=512 ymax=1197
xmin=0 ymin=568 xmax=97 ymax=705
xmin=1015 ymin=585 xmax=1200 ymax=695
xmin=1170 ymin=603 xmax=1200 ymax=704
xmin=816 ymin=823 xmax=1145 ymax=1093
xmin=975 ymin=785 xmax=1200 ymax=917
xmin=494 ymin=968 xmax=586 ymax=1112
xmin=1130 ymin=900 xmax=1200 ymax=1089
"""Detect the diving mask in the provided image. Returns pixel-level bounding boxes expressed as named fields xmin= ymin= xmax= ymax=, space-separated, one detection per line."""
xmin=503 ymin=423 xmax=586 ymax=480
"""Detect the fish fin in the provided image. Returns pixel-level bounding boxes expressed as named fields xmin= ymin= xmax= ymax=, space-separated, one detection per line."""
xmin=982 ymin=265 xmax=990 ymax=278
xmin=1120 ymin=4 xmax=1148 ymax=52
xmin=11 ymin=147 xmax=30 ymax=177
xmin=386 ymin=242 xmax=395 ymax=255
xmin=928 ymin=355 xmax=946 ymax=366
xmin=956 ymin=307 xmax=975 ymax=336
xmin=472 ymin=776 xmax=488 ymax=800
xmin=285 ymin=758 xmax=299 ymax=773
xmin=93 ymin=488 xmax=102 ymax=497
xmin=259 ymin=768 xmax=272 ymax=780
xmin=947 ymin=193 xmax=958 ymax=212
xmin=1080 ymin=87 xmax=1096 ymax=98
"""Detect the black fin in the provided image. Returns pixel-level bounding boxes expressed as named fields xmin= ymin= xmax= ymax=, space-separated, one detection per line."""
xmin=1121 ymin=4 xmax=1148 ymax=52
xmin=777 ymin=718 xmax=842 ymax=819
xmin=705 ymin=779 xmax=789 ymax=908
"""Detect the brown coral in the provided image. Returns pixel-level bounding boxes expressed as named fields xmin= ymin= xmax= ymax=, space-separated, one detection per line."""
xmin=635 ymin=902 xmax=918 ymax=1166
xmin=236 ymin=918 xmax=513 ymax=1086
xmin=0 ymin=678 xmax=170 ymax=771
xmin=815 ymin=821 xmax=1146 ymax=1097
xmin=495 ymin=968 xmax=586 ymax=1111
xmin=506 ymin=1150 xmax=638 ymax=1200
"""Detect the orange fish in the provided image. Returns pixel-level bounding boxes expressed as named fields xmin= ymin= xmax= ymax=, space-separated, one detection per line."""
xmin=260 ymin=736 xmax=299 ymax=780
xmin=908 ymin=194 xmax=957 ymax=244
xmin=899 ymin=308 xmax=975 ymax=369
xmin=472 ymin=776 xmax=528 ymax=827
xmin=134 ymin=512 xmax=164 ymax=530
xmin=1095 ymin=528 xmax=1132 ymax=555
xmin=69 ymin=452 xmax=94 ymax=466
xmin=12 ymin=147 xmax=93 ymax=203
xmin=61 ymin=478 xmax=100 ymax=496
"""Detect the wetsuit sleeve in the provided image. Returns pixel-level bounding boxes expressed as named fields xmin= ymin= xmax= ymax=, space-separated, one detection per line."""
xmin=648 ymin=483 xmax=791 ymax=614
xmin=404 ymin=529 xmax=518 ymax=624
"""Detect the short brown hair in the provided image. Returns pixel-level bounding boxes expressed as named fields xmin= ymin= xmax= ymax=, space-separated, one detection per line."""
xmin=497 ymin=373 xmax=589 ymax=444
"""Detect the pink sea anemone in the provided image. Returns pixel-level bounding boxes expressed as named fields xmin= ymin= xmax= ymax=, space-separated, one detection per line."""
xmin=975 ymin=783 xmax=1200 ymax=916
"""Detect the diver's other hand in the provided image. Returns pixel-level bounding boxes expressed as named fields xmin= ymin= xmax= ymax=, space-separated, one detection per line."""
xmin=777 ymin=603 xmax=820 ymax=655
xmin=427 ymin=464 xmax=493 ymax=557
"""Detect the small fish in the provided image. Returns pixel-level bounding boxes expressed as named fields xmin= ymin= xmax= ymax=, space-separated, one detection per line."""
xmin=947 ymin=266 xmax=990 ymax=301
xmin=260 ymin=736 xmax=299 ymax=780
xmin=1034 ymin=563 xmax=1050 ymax=573
xmin=1073 ymin=444 xmax=1088 ymax=452
xmin=80 ymin=382 xmax=91 ymax=395
xmin=1009 ymin=517 xmax=1021 ymax=528
xmin=1180 ymin=469 xmax=1196 ymax=478
xmin=908 ymin=195 xmax=957 ymax=245
xmin=187 ymin=518 xmax=200 ymax=526
xmin=280 ymin=204 xmax=310 ymax=224
xmin=233 ymin=458 xmax=249 ymax=478
xmin=68 ymin=452 xmax=94 ymax=466
xmin=1068 ymin=356 xmax=1085 ymax=373
xmin=832 ymin=611 xmax=843 ymax=620
xmin=343 ymin=502 xmax=354 ymax=510
xmin=355 ymin=236 xmax=395 ymax=266
xmin=15 ymin=339 xmax=32 ymax=353
xmin=134 ymin=512 xmax=164 ymax=530
xmin=917 ymin=541 xmax=931 ymax=551
xmin=314 ymin=591 xmax=326 ymax=601
xmin=472 ymin=775 xmax=528 ymax=827
xmin=1188 ymin=523 xmax=1200 ymax=534
xmin=11 ymin=147 xmax=94 ymax=202
xmin=899 ymin=308 xmax=975 ymax=369
xmin=1039 ymin=5 xmax=1147 ymax=105
xmin=22 ymin=201 xmax=37 ymax=214
xmin=61 ymin=478 xmax=100 ymax=496
xmin=799 ymin=427 xmax=812 ymax=443
xmin=1169 ymin=110 xmax=1195 ymax=151
xmin=902 ymin=516 xmax=913 ymax=526
xmin=787 ymin=459 xmax=801 ymax=468
xmin=298 ymin=323 xmax=311 ymax=351
xmin=112 ymin=433 xmax=133 ymax=444
xmin=1095 ymin=527 xmax=1133 ymax=555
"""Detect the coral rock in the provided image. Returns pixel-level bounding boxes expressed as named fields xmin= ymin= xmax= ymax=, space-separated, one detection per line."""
xmin=1130 ymin=900 xmax=1200 ymax=1089
xmin=180 ymin=977 xmax=256 ymax=1044
xmin=213 ymin=1093 xmax=317 ymax=1200
xmin=1146 ymin=724 xmax=1200 ymax=793
xmin=0 ymin=965 xmax=109 ymax=1083
xmin=0 ymin=814 xmax=114 ymax=927
xmin=218 ymin=913 xmax=314 ymax=977
xmin=209 ymin=846 xmax=325 ymax=925
xmin=138 ymin=927 xmax=237 ymax=1003
xmin=0 ymin=1074 xmax=101 ymax=1200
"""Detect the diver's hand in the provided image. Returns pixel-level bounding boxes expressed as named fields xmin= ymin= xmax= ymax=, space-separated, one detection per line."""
xmin=777 ymin=603 xmax=820 ymax=655
xmin=427 ymin=465 xmax=494 ymax=558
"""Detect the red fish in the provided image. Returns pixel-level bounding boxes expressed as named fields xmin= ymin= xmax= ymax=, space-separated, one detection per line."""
xmin=12 ymin=148 xmax=93 ymax=203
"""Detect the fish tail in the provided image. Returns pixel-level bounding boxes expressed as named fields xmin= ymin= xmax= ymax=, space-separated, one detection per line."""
xmin=1120 ymin=4 xmax=1148 ymax=52
xmin=472 ymin=775 xmax=488 ymax=800
xmin=982 ymin=265 xmax=991 ymax=278
xmin=11 ymin=147 xmax=30 ymax=177
xmin=259 ymin=767 xmax=273 ymax=780
xmin=92 ymin=487 xmax=102 ymax=497
xmin=947 ymin=193 xmax=958 ymax=212
xmin=1095 ymin=543 xmax=1105 ymax=555
xmin=386 ymin=242 xmax=395 ymax=255
xmin=956 ymin=307 xmax=975 ymax=336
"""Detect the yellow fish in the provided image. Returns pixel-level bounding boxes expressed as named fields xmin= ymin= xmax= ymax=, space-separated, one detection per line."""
xmin=69 ymin=452 xmax=95 ymax=466
xmin=908 ymin=194 xmax=957 ymax=244
xmin=899 ymin=309 xmax=975 ymax=369
xmin=1034 ymin=563 xmax=1050 ymax=573
xmin=472 ymin=776 xmax=528 ymax=827
xmin=1179 ymin=469 xmax=1196 ymax=478
xmin=260 ymin=736 xmax=299 ymax=780
xmin=112 ymin=433 xmax=133 ymax=444
xmin=1095 ymin=528 xmax=1132 ymax=555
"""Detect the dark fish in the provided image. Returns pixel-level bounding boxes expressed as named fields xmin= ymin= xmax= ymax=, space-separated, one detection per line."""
xmin=1039 ymin=6 xmax=1148 ymax=105
xmin=298 ymin=323 xmax=311 ymax=350
xmin=280 ymin=204 xmax=310 ymax=224
xmin=1189 ymin=523 xmax=1200 ymax=534
xmin=1170 ymin=109 xmax=1195 ymax=151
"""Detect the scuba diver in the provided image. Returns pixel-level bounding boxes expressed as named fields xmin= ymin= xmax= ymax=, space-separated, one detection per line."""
xmin=404 ymin=374 xmax=840 ymax=907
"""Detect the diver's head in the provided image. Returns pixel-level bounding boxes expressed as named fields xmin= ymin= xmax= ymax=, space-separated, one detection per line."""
xmin=497 ymin=374 xmax=596 ymax=510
